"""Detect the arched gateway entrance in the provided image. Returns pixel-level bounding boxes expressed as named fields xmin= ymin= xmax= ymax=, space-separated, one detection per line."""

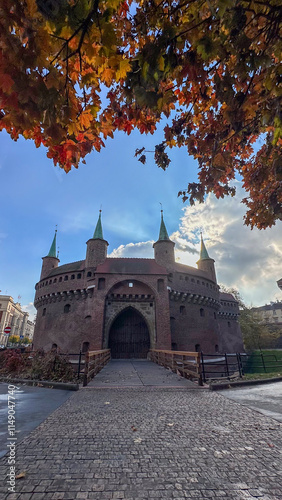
xmin=108 ymin=307 xmax=150 ymax=359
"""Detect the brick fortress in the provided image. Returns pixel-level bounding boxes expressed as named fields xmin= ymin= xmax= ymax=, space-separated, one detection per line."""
xmin=33 ymin=212 xmax=244 ymax=356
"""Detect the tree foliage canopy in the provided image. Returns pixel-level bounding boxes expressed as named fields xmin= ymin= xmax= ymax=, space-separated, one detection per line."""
xmin=220 ymin=285 xmax=281 ymax=350
xmin=0 ymin=0 xmax=281 ymax=227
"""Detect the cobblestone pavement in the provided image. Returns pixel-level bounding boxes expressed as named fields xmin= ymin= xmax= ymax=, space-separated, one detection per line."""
xmin=1 ymin=382 xmax=282 ymax=500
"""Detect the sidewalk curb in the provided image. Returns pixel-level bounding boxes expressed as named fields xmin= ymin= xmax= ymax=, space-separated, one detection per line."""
xmin=0 ymin=377 xmax=79 ymax=391
xmin=209 ymin=376 xmax=282 ymax=391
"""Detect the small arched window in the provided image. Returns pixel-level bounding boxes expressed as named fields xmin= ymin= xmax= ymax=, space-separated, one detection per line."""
xmin=180 ymin=305 xmax=186 ymax=315
xmin=51 ymin=343 xmax=58 ymax=351
xmin=87 ymin=271 xmax=92 ymax=277
xmin=214 ymin=312 xmax=216 ymax=319
xmin=200 ymin=308 xmax=205 ymax=317
xmin=77 ymin=273 xmax=81 ymax=279
xmin=98 ymin=278 xmax=105 ymax=290
xmin=64 ymin=275 xmax=68 ymax=281
xmin=42 ymin=308 xmax=46 ymax=316
xmin=228 ymin=321 xmax=231 ymax=327
xmin=64 ymin=304 xmax=71 ymax=313
xmin=195 ymin=344 xmax=201 ymax=352
xmin=157 ymin=279 xmax=164 ymax=292
xmin=82 ymin=341 xmax=90 ymax=353
xmin=49 ymin=280 xmax=52 ymax=284
xmin=71 ymin=274 xmax=75 ymax=280
xmin=215 ymin=344 xmax=219 ymax=353
xmin=54 ymin=278 xmax=57 ymax=283
xmin=59 ymin=277 xmax=62 ymax=282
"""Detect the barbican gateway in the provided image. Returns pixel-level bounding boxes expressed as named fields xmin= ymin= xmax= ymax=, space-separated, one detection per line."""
xmin=33 ymin=212 xmax=244 ymax=356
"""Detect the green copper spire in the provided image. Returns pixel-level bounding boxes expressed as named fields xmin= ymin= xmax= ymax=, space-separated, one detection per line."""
xmin=47 ymin=230 xmax=57 ymax=258
xmin=158 ymin=210 xmax=170 ymax=241
xmin=199 ymin=233 xmax=210 ymax=260
xmin=93 ymin=211 xmax=103 ymax=239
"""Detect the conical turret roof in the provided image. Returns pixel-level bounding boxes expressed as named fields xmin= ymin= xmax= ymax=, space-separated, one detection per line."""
xmin=47 ymin=230 xmax=57 ymax=258
xmin=93 ymin=211 xmax=103 ymax=239
xmin=199 ymin=233 xmax=210 ymax=260
xmin=158 ymin=211 xmax=170 ymax=241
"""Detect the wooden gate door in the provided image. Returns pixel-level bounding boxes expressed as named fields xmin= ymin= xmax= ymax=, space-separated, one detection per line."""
xmin=109 ymin=308 xmax=150 ymax=359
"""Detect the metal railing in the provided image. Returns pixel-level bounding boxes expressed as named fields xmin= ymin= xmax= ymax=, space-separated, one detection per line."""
xmin=200 ymin=352 xmax=282 ymax=383
xmin=54 ymin=351 xmax=86 ymax=380
xmin=149 ymin=349 xmax=203 ymax=386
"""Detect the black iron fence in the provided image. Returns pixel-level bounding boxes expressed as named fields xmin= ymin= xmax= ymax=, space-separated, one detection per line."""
xmin=201 ymin=352 xmax=282 ymax=383
xmin=55 ymin=351 xmax=86 ymax=380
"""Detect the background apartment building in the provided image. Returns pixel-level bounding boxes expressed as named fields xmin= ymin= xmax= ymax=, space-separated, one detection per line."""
xmin=0 ymin=295 xmax=35 ymax=346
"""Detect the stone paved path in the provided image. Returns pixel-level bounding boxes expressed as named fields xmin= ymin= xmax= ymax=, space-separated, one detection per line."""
xmin=87 ymin=360 xmax=198 ymax=388
xmin=1 ymin=361 xmax=282 ymax=499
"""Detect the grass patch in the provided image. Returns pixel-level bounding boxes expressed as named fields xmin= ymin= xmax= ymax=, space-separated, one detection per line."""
xmin=243 ymin=372 xmax=282 ymax=381
xmin=242 ymin=350 xmax=282 ymax=375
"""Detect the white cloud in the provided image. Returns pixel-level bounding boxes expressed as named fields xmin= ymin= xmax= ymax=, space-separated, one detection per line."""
xmin=109 ymin=181 xmax=282 ymax=307
xmin=109 ymin=241 xmax=154 ymax=258
xmin=22 ymin=302 xmax=37 ymax=322
xmin=176 ymin=181 xmax=282 ymax=306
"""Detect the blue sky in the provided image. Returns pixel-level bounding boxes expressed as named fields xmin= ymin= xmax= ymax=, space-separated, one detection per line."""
xmin=1 ymin=125 xmax=282 ymax=321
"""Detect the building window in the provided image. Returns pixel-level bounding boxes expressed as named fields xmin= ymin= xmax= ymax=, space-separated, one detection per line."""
xmin=54 ymin=278 xmax=57 ymax=283
xmin=77 ymin=273 xmax=81 ymax=279
xmin=191 ymin=278 xmax=195 ymax=283
xmin=71 ymin=274 xmax=75 ymax=280
xmin=64 ymin=275 xmax=68 ymax=281
xmin=180 ymin=305 xmax=186 ymax=315
xmin=228 ymin=321 xmax=231 ymax=327
xmin=157 ymin=279 xmax=164 ymax=292
xmin=42 ymin=308 xmax=46 ymax=316
xmin=200 ymin=308 xmax=205 ymax=317
xmin=197 ymin=280 xmax=200 ymax=284
xmin=51 ymin=343 xmax=57 ymax=351
xmin=59 ymin=277 xmax=62 ymax=282
xmin=195 ymin=344 xmax=201 ymax=352
xmin=64 ymin=304 xmax=71 ymax=313
xmin=82 ymin=341 xmax=89 ymax=353
xmin=87 ymin=272 xmax=92 ymax=277
xmin=49 ymin=280 xmax=52 ymax=284
xmin=129 ymin=282 xmax=133 ymax=288
xmin=85 ymin=315 xmax=91 ymax=321
xmin=214 ymin=312 xmax=216 ymax=319
xmin=215 ymin=344 xmax=219 ymax=353
xmin=185 ymin=276 xmax=189 ymax=281
xmin=98 ymin=278 xmax=105 ymax=290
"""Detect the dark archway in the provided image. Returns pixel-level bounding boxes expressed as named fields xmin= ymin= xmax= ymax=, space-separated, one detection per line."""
xmin=109 ymin=307 xmax=150 ymax=359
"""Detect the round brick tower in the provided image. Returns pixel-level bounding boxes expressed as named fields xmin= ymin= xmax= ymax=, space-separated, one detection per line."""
xmin=40 ymin=230 xmax=60 ymax=280
xmin=85 ymin=211 xmax=108 ymax=269
xmin=196 ymin=234 xmax=217 ymax=283
xmin=153 ymin=211 xmax=175 ymax=271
